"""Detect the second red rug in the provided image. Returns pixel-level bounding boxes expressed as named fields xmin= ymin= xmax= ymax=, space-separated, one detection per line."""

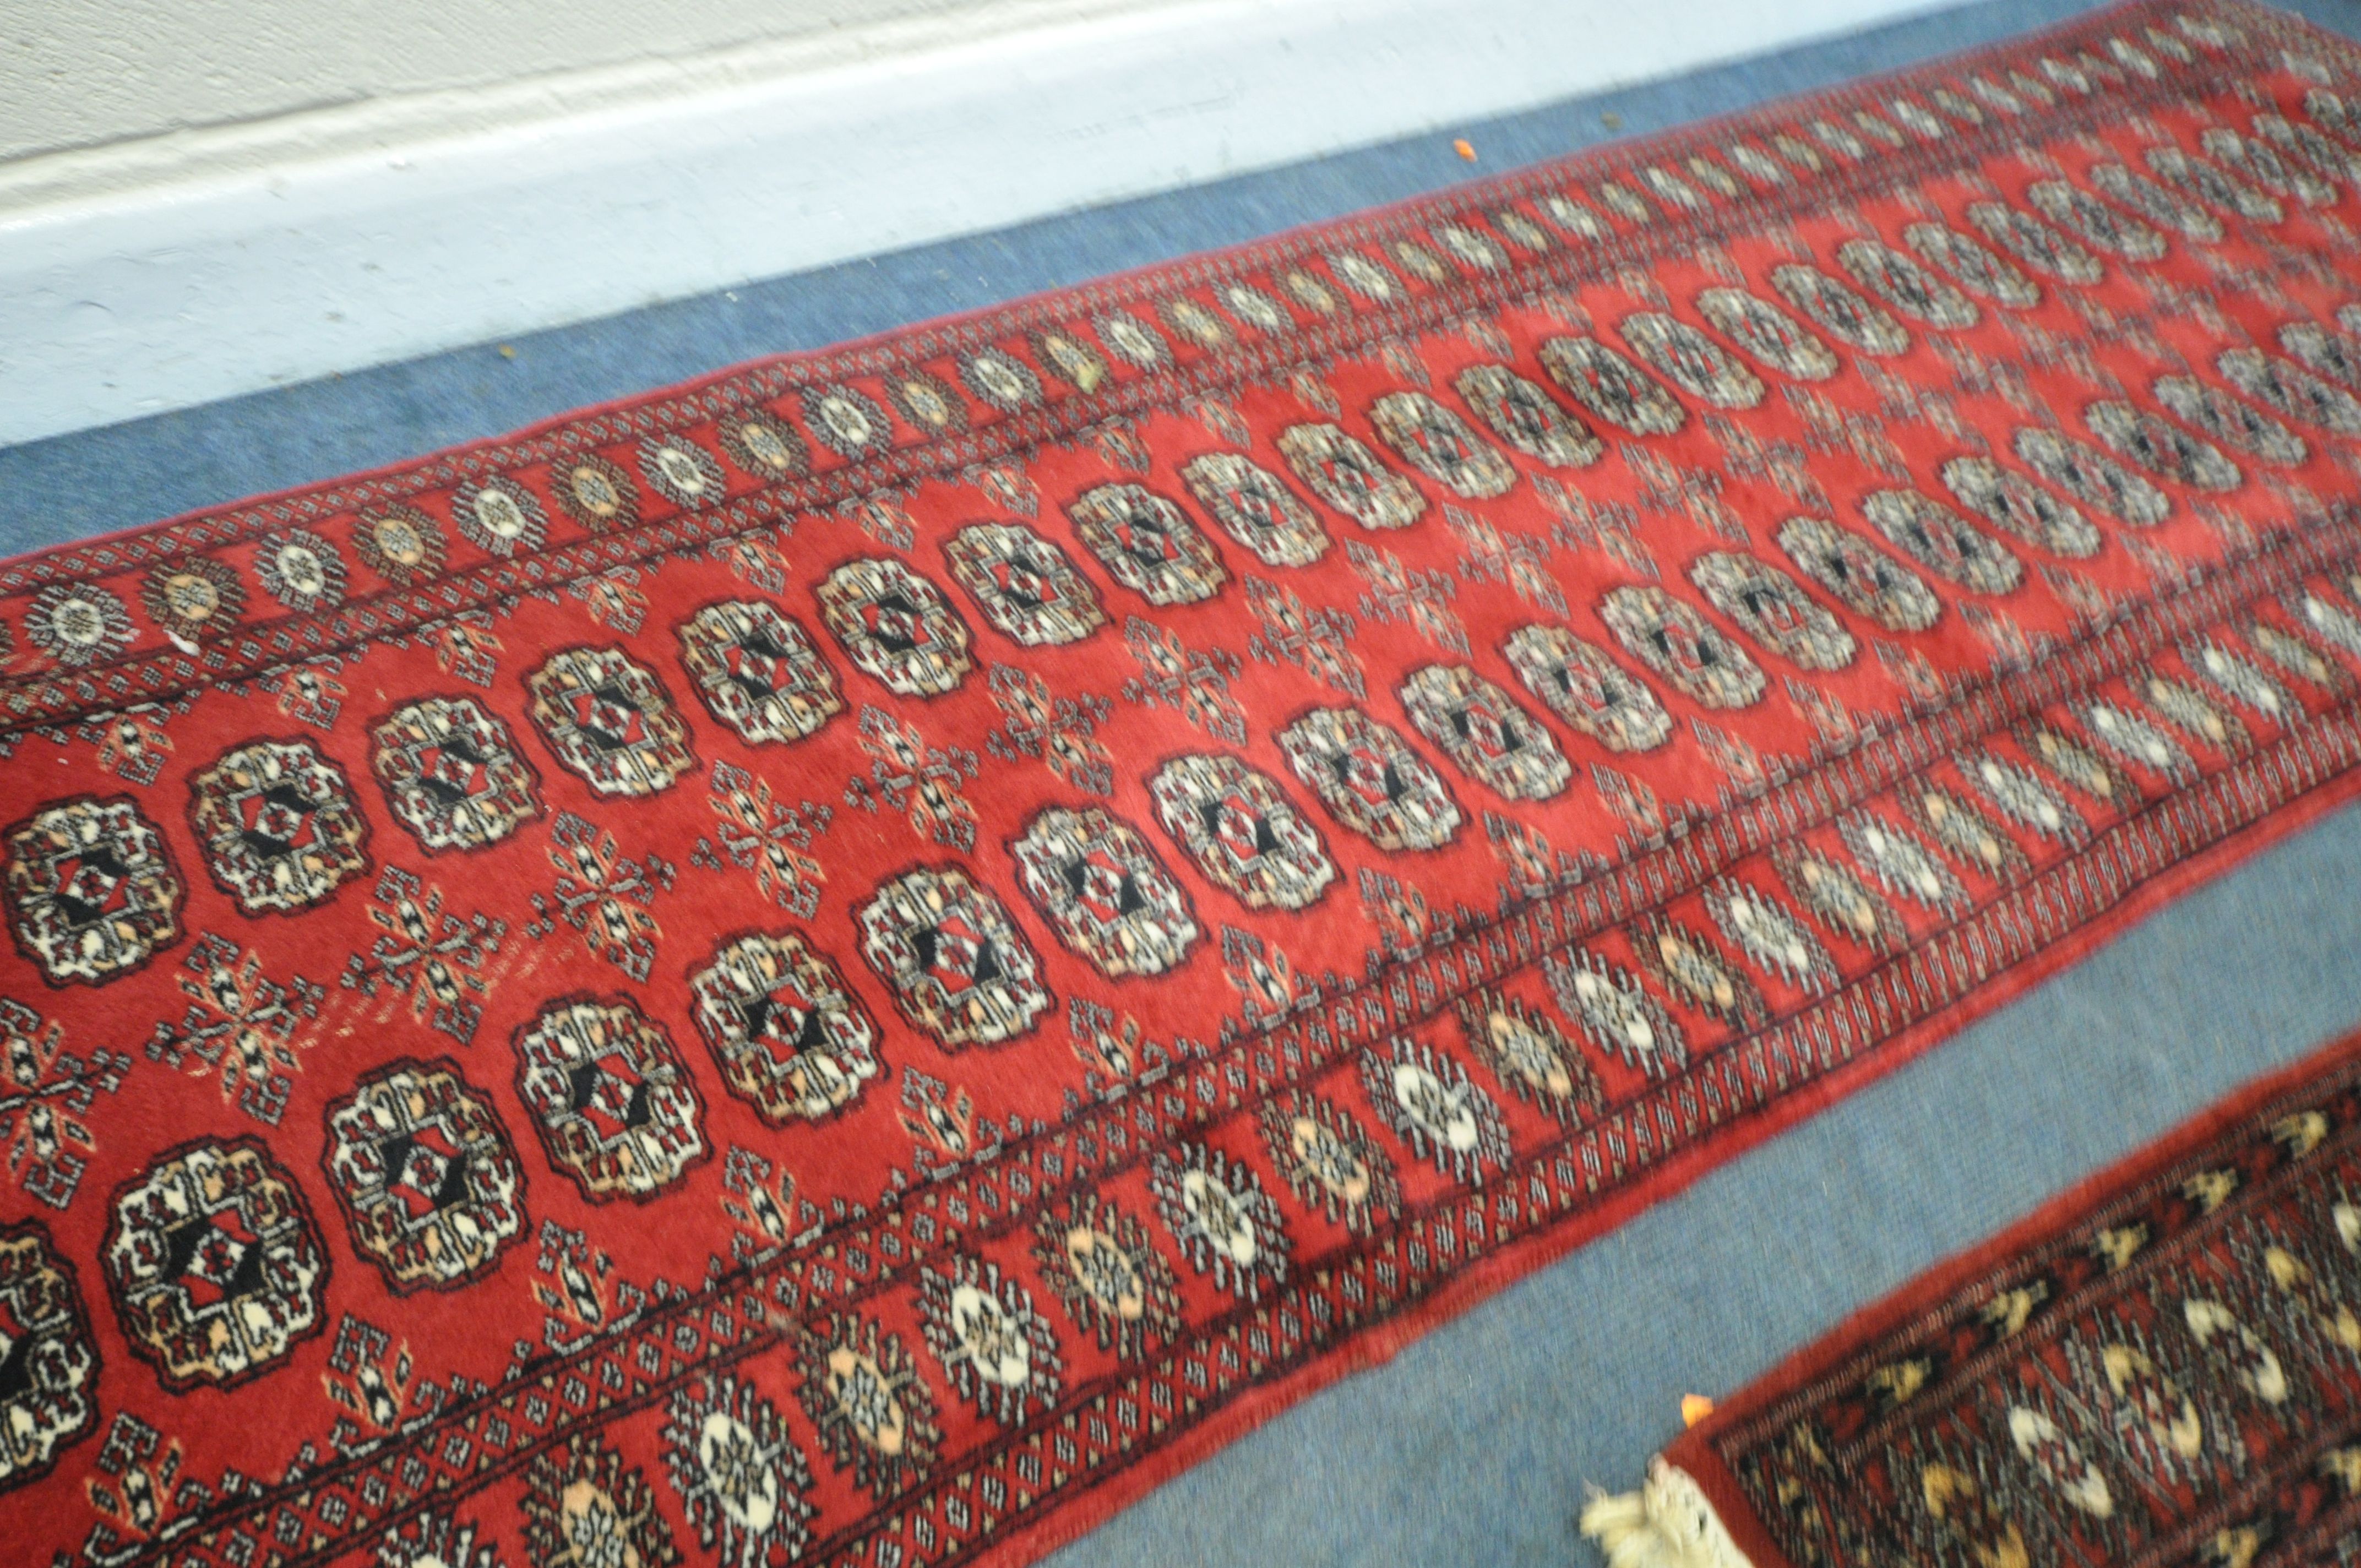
xmin=1593 ymin=1026 xmax=2361 ymax=1568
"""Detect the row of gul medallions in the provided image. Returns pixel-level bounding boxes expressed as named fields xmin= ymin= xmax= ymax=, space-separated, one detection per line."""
xmin=13 ymin=51 xmax=2361 ymax=1547
xmin=7 ymin=13 xmax=2345 ymax=677
xmin=24 ymin=95 xmax=2361 ymax=680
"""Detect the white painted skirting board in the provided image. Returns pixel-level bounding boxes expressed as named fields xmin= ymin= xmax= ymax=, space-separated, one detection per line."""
xmin=0 ymin=0 xmax=1948 ymax=448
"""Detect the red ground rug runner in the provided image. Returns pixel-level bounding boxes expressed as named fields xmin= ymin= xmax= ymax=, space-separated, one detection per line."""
xmin=1603 ymin=1026 xmax=2361 ymax=1568
xmin=9 ymin=2 xmax=2361 ymax=1564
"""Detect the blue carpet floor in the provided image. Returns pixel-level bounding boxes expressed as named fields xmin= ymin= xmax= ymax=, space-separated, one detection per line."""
xmin=8 ymin=1 xmax=2361 ymax=1562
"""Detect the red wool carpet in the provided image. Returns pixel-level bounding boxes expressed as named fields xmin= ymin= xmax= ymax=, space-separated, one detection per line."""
xmin=1634 ymin=1023 xmax=2361 ymax=1568
xmin=7 ymin=3 xmax=2361 ymax=1564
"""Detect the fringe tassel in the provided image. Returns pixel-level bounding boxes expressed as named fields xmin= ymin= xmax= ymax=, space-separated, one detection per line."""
xmin=1580 ymin=1458 xmax=1756 ymax=1568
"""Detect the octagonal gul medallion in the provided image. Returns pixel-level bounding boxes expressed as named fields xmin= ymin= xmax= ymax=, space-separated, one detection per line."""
xmin=1694 ymin=287 xmax=1839 ymax=380
xmin=0 ymin=1222 xmax=100 ymax=1495
xmin=1275 ymin=708 xmax=1461 ymax=851
xmin=1774 ymin=517 xmax=1941 ymax=634
xmin=511 ymin=997 xmax=708 ymax=1202
xmin=1176 ymin=453 xmax=1330 ymax=568
xmin=856 ymin=867 xmax=1049 ymax=1049
xmin=100 ymin=1137 xmax=329 ymax=1390
xmin=1452 ymin=364 xmax=1602 ymax=469
xmin=2085 ymin=399 xmax=2243 ymax=493
xmin=3 ymin=795 xmax=184 ymax=987
xmin=321 ymin=1060 xmax=527 ymax=1293
xmin=1397 ymin=663 xmax=1571 ymax=800
xmin=1965 ymin=199 xmax=2101 ymax=284
xmin=1146 ymin=754 xmax=1335 ymax=912
xmin=1274 ymin=422 xmax=1427 ymax=530
xmin=1859 ymin=491 xmax=2023 ymax=594
xmin=815 ymin=558 xmax=974 ymax=697
xmin=2150 ymin=375 xmax=2305 ymax=467
xmin=2015 ymin=424 xmax=2176 ymax=525
xmin=1065 ymin=484 xmax=1226 ymax=607
xmin=1367 ymin=390 xmax=1515 ymax=499
xmin=1688 ymin=551 xmax=1857 ymax=670
xmin=524 ymin=646 xmax=696 ymax=797
xmin=942 ymin=522 xmax=1107 ymax=646
xmin=1766 ymin=265 xmax=1910 ymax=355
xmin=1834 ymin=237 xmax=1979 ymax=327
xmin=1614 ymin=309 xmax=1766 ymax=406
xmin=1903 ymin=221 xmax=2041 ymax=309
xmin=1537 ymin=336 xmax=1688 ymax=435
xmin=187 ymin=737 xmax=372 ymax=916
xmin=1598 ymin=585 xmax=1766 ymax=709
xmin=1499 ymin=625 xmax=1673 ymax=753
xmin=370 ymin=695 xmax=543 ymax=853
xmin=676 ymin=600 xmax=843 ymax=745
xmin=688 ymin=930 xmax=882 ymax=1124
xmin=1009 ymin=807 xmax=1199 ymax=978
